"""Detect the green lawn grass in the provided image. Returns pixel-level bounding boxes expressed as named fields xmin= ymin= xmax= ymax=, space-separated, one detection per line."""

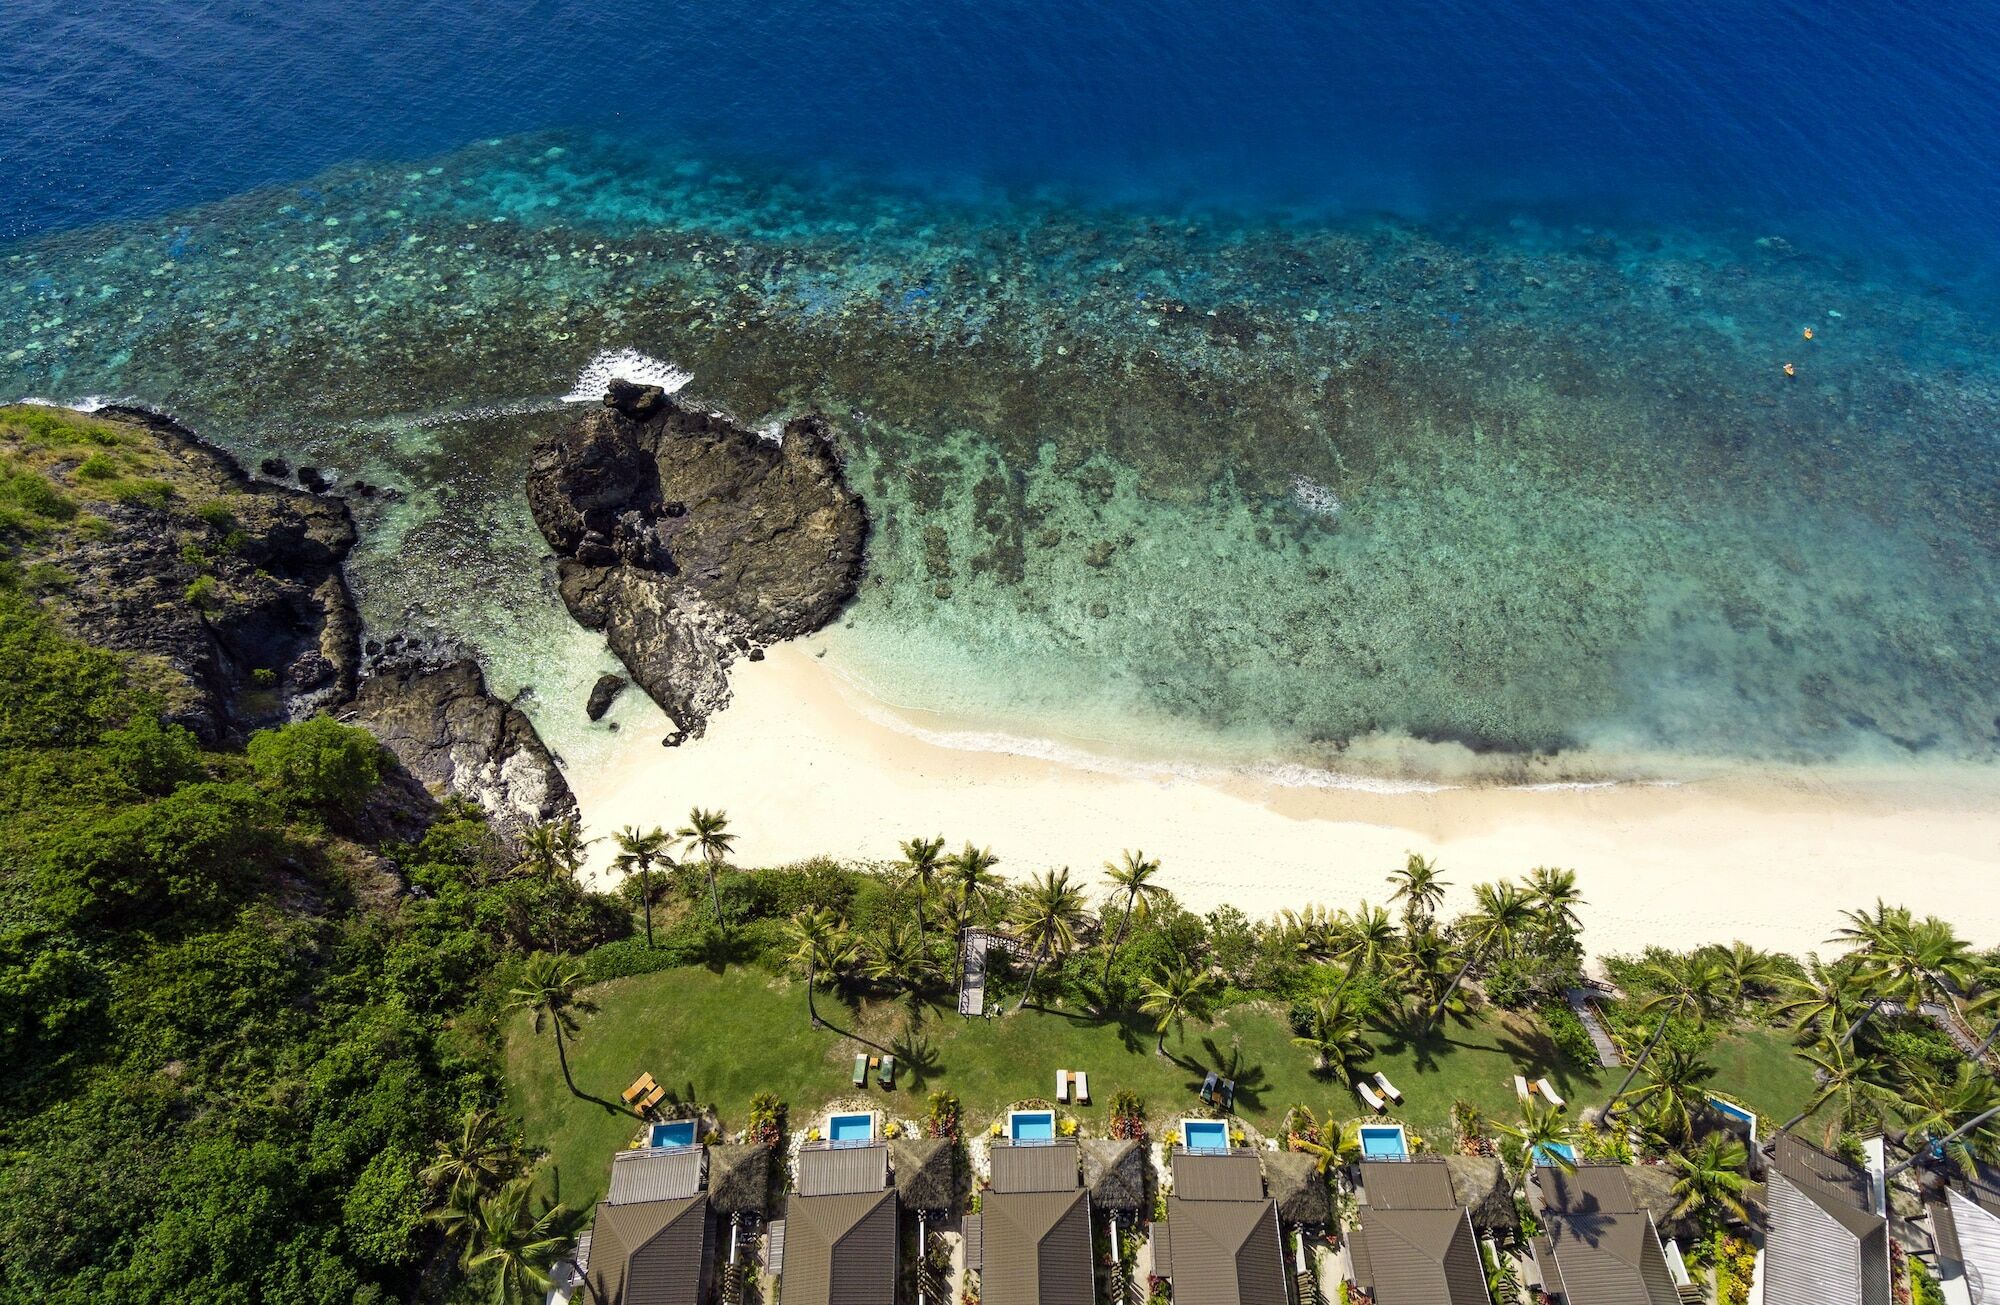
xmin=503 ymin=965 xmax=1815 ymax=1206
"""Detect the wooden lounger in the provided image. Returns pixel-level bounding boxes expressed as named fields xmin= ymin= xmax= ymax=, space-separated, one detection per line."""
xmin=1355 ymin=1081 xmax=1386 ymax=1112
xmin=1536 ymin=1078 xmax=1566 ymax=1109
xmin=852 ymin=1054 xmax=868 ymax=1087
xmin=1073 ymin=1071 xmax=1090 ymax=1105
xmin=1514 ymin=1074 xmax=1532 ymax=1104
xmin=622 ymin=1072 xmax=657 ymax=1106
xmin=1373 ymin=1071 xmax=1403 ymax=1103
xmin=878 ymin=1055 xmax=895 ymax=1088
xmin=1055 ymin=1070 xmax=1070 ymax=1103
xmin=637 ymin=1084 xmax=667 ymax=1113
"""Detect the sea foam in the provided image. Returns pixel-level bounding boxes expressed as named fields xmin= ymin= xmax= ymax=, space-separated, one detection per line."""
xmin=562 ymin=349 xmax=692 ymax=403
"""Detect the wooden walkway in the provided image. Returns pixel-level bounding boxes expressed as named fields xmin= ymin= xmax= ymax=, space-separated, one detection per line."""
xmin=959 ymin=928 xmax=1031 ymax=1017
xmin=1565 ymin=988 xmax=1624 ymax=1068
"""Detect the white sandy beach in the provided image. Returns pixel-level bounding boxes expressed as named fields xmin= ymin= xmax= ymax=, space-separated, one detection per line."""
xmin=568 ymin=644 xmax=2000 ymax=960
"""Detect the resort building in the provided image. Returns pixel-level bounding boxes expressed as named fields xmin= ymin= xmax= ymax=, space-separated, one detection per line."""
xmin=773 ymin=1137 xmax=899 ymax=1305
xmin=580 ymin=1147 xmax=715 ymax=1305
xmin=1761 ymin=1135 xmax=1890 ymax=1305
xmin=964 ymin=1139 xmax=1094 ymax=1305
xmin=1154 ymin=1149 xmax=1289 ymax=1305
xmin=1348 ymin=1159 xmax=1489 ymax=1305
xmin=1932 ymin=1170 xmax=2000 ymax=1303
xmin=1528 ymin=1163 xmax=1682 ymax=1305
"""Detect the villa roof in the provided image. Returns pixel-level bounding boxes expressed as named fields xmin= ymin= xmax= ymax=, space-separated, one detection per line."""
xmin=1081 ymin=1139 xmax=1147 ymax=1213
xmin=1532 ymin=1164 xmax=1679 ymax=1305
xmin=1263 ymin=1151 xmax=1330 ymax=1226
xmin=1445 ymin=1155 xmax=1517 ymax=1232
xmin=780 ymin=1188 xmax=897 ymax=1305
xmin=1940 ymin=1187 xmax=2000 ymax=1298
xmin=990 ymin=1140 xmax=1080 ymax=1194
xmin=706 ymin=1144 xmax=768 ymax=1217
xmin=1349 ymin=1205 xmax=1489 ymax=1305
xmin=1621 ymin=1162 xmax=1701 ymax=1242
xmin=1161 ymin=1193 xmax=1288 ymax=1305
xmin=607 ymin=1147 xmax=704 ymax=1205
xmin=1763 ymin=1137 xmax=1889 ymax=1305
xmin=1171 ymin=1150 xmax=1265 ymax=1202
xmin=973 ymin=1189 xmax=1093 ymax=1305
xmin=585 ymin=1194 xmax=711 ymax=1305
xmin=890 ymin=1137 xmax=956 ymax=1212
xmin=1361 ymin=1159 xmax=1458 ymax=1210
xmin=796 ymin=1143 xmax=888 ymax=1197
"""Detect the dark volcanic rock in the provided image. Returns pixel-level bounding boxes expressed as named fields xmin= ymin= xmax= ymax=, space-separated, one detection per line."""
xmin=585 ymin=672 xmax=628 ymax=721
xmin=347 ymin=659 xmax=576 ymax=840
xmin=52 ymin=406 xmax=361 ymax=742
xmin=526 ymin=381 xmax=868 ymax=734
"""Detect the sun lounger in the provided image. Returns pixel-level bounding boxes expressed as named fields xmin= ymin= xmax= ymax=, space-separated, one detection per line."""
xmin=1199 ymin=1071 xmax=1219 ymax=1104
xmin=878 ymin=1055 xmax=895 ymax=1089
xmin=1356 ymin=1081 xmax=1386 ymax=1112
xmin=1073 ymin=1071 xmax=1090 ymax=1105
xmin=1536 ymin=1078 xmax=1566 ymax=1109
xmin=622 ymin=1072 xmax=657 ymax=1106
xmin=852 ymin=1054 xmax=868 ymax=1087
xmin=1373 ymin=1071 xmax=1403 ymax=1103
xmin=1056 ymin=1070 xmax=1071 ymax=1103
xmin=1514 ymin=1074 xmax=1531 ymax=1104
xmin=637 ymin=1084 xmax=667 ymax=1113
xmin=1221 ymin=1079 xmax=1236 ymax=1110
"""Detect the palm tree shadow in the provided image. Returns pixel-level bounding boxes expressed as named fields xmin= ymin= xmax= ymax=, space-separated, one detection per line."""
xmin=1495 ymin=1024 xmax=1579 ymax=1089
xmin=1371 ymin=1002 xmax=1483 ymax=1073
xmin=1197 ymin=1037 xmax=1269 ymax=1113
xmin=892 ymin=1028 xmax=945 ymax=1091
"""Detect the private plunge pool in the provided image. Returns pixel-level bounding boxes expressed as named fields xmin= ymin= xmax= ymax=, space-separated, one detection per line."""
xmin=1359 ymin=1124 xmax=1409 ymax=1161
xmin=1009 ymin=1110 xmax=1056 ymax=1143
xmin=827 ymin=1112 xmax=876 ymax=1146
xmin=648 ymin=1120 xmax=697 ymax=1149
xmin=1182 ymin=1119 xmax=1230 ymax=1152
xmin=1533 ymin=1142 xmax=1580 ymax=1168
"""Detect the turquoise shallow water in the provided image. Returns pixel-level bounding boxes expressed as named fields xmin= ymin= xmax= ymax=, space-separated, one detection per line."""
xmin=3 ymin=135 xmax=1996 ymax=781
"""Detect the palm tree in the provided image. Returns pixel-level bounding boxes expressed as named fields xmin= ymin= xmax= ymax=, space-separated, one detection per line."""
xmin=677 ymin=807 xmax=734 ymax=924
xmin=1100 ymin=849 xmax=1167 ymax=986
xmin=1278 ymin=904 xmax=1342 ymax=963
xmin=611 ymin=825 xmax=674 ymax=949
xmin=1774 ymin=953 xmax=1874 ymax=1046
xmin=452 ymin=1172 xmax=574 ymax=1305
xmin=1009 ymin=867 xmax=1087 ymax=1012
xmin=1897 ymin=1064 xmax=2000 ymax=1178
xmin=896 ymin=835 xmax=947 ymax=960
xmin=947 ymin=842 xmax=1002 ymax=916
xmin=1778 ymin=1023 xmax=1895 ymax=1135
xmin=1395 ymin=925 xmax=1466 ymax=1024
xmin=1710 ymin=941 xmax=1783 ymax=1011
xmin=1386 ymin=853 xmax=1449 ymax=930
xmin=1281 ymin=1104 xmax=1353 ymax=1176
xmin=516 ymin=818 xmax=592 ymax=882
xmin=783 ymin=907 xmax=855 ymax=1027
xmin=422 ymin=1107 xmax=519 ymax=1197
xmin=1603 ymin=951 xmax=1727 ymax=1120
xmin=1291 ymin=985 xmax=1374 ymax=1081
xmin=1497 ymin=1101 xmax=1576 ymax=1176
xmin=1524 ymin=866 xmax=1585 ymax=938
xmin=508 ymin=952 xmax=594 ymax=1098
xmin=1668 ymin=1134 xmax=1750 ymax=1234
xmin=1621 ymin=1046 xmax=1718 ymax=1145
xmin=1427 ymin=880 xmax=1536 ymax=1030
xmin=1336 ymin=903 xmax=1400 ymax=980
xmin=1139 ymin=957 xmax=1219 ymax=1057
xmin=864 ymin=915 xmax=935 ymax=1008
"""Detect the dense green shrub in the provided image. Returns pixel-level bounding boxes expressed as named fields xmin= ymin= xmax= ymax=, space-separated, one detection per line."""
xmin=247 ymin=714 xmax=383 ymax=816
xmin=1542 ymin=1001 xmax=1598 ymax=1067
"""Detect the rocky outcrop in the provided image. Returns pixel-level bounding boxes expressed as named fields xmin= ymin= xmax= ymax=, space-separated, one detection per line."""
xmin=585 ymin=672 xmax=627 ymax=721
xmin=347 ymin=658 xmax=575 ymax=840
xmin=9 ymin=404 xmax=570 ymax=839
xmin=526 ymin=381 xmax=867 ymax=736
xmin=49 ymin=406 xmax=361 ymax=742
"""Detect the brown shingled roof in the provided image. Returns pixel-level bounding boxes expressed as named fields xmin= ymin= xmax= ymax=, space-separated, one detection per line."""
xmin=976 ymin=1189 xmax=1094 ymax=1305
xmin=1350 ymin=1205 xmax=1489 ymax=1305
xmin=781 ymin=1189 xmax=898 ymax=1305
xmin=585 ymin=1195 xmax=711 ymax=1305
xmin=1161 ymin=1194 xmax=1288 ymax=1305
xmin=1171 ymin=1150 xmax=1265 ymax=1202
xmin=990 ymin=1140 xmax=1081 ymax=1194
xmin=797 ymin=1143 xmax=889 ymax=1197
xmin=1532 ymin=1165 xmax=1679 ymax=1305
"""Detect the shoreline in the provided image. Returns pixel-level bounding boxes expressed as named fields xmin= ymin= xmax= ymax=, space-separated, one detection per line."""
xmin=567 ymin=642 xmax=2000 ymax=959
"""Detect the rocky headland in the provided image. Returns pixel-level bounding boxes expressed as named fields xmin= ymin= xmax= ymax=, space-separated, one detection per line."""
xmin=527 ymin=380 xmax=868 ymax=738
xmin=1 ymin=403 xmax=572 ymax=839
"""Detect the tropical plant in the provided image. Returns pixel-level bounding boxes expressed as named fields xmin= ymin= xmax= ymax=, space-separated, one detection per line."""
xmin=1603 ymin=950 xmax=1727 ymax=1120
xmin=1335 ymin=902 xmax=1399 ymax=979
xmin=1386 ymin=853 xmax=1449 ymax=930
xmin=1276 ymin=904 xmax=1342 ymax=963
xmin=1009 ymin=867 xmax=1087 ymax=1011
xmin=1774 ymin=952 xmax=1874 ymax=1045
xmin=449 ymin=1171 xmax=574 ymax=1305
xmin=1497 ymin=1101 xmax=1576 ymax=1178
xmin=1896 ymin=1063 xmax=2000 ymax=1177
xmin=1709 ymin=941 xmax=1784 ymax=1010
xmin=1623 ymin=1046 xmax=1719 ymax=1145
xmin=864 ymin=914 xmax=935 ymax=1007
xmin=1282 ymin=1104 xmax=1354 ymax=1174
xmin=1139 ymin=956 xmax=1220 ymax=1057
xmin=677 ymin=807 xmax=734 ymax=924
xmin=1778 ymin=1023 xmax=1895 ymax=1135
xmin=508 ymin=952 xmax=594 ymax=1098
xmin=421 ymin=1107 xmax=519 ymax=1198
xmin=516 ymin=818 xmax=592 ymax=883
xmin=896 ymin=834 xmax=947 ymax=959
xmin=611 ymin=825 xmax=674 ymax=949
xmin=782 ymin=906 xmax=856 ymax=1026
xmin=1100 ymin=849 xmax=1167 ymax=985
xmin=1524 ymin=866 xmax=1585 ymax=938
xmin=1291 ymin=985 xmax=1374 ymax=1081
xmin=1427 ymin=879 xmax=1535 ymax=1030
xmin=1668 ymin=1134 xmax=1750 ymax=1234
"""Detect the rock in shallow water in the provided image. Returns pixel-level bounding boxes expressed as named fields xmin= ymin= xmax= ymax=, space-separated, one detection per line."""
xmin=585 ymin=671 xmax=627 ymax=721
xmin=526 ymin=380 xmax=867 ymax=736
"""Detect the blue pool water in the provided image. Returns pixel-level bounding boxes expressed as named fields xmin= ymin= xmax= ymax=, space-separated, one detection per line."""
xmin=1009 ymin=1111 xmax=1056 ymax=1143
xmin=827 ymin=1113 xmax=874 ymax=1144
xmin=1359 ymin=1126 xmax=1409 ymax=1161
xmin=648 ymin=1120 xmax=696 ymax=1149
xmin=1534 ymin=1142 xmax=1580 ymax=1167
xmin=1182 ymin=1120 xmax=1230 ymax=1152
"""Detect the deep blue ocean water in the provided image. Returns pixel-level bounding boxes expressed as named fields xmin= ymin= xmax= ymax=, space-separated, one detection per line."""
xmin=7 ymin=0 xmax=2000 ymax=291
